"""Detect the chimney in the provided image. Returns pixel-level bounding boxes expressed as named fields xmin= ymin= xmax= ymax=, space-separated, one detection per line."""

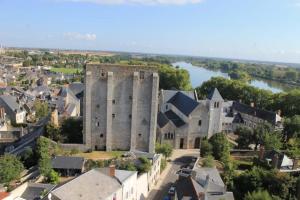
xmin=272 ymin=154 xmax=279 ymax=169
xmin=293 ymin=159 xmax=298 ymax=170
xmin=250 ymin=102 xmax=255 ymax=107
xmin=259 ymin=146 xmax=265 ymax=160
xmin=109 ymin=165 xmax=116 ymax=177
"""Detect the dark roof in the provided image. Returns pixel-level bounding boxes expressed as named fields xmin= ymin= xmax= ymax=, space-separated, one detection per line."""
xmin=0 ymin=95 xmax=21 ymax=112
xmin=69 ymin=83 xmax=84 ymax=96
xmin=232 ymin=101 xmax=277 ymax=124
xmin=232 ymin=113 xmax=244 ymax=123
xmin=165 ymin=110 xmax=185 ymax=127
xmin=175 ymin=177 xmax=204 ymax=200
xmin=207 ymin=88 xmax=223 ymax=101
xmin=52 ymin=156 xmax=85 ymax=170
xmin=157 ymin=112 xmax=170 ymax=128
xmin=167 ymin=92 xmax=199 ymax=116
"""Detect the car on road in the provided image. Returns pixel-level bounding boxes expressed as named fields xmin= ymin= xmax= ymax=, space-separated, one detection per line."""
xmin=168 ymin=186 xmax=176 ymax=196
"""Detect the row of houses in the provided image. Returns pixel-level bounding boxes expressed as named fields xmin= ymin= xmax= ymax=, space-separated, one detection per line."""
xmin=1 ymin=152 xmax=162 ymax=200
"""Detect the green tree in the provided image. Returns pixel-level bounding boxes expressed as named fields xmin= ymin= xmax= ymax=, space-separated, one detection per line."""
xmin=46 ymin=170 xmax=59 ymax=184
xmin=158 ymin=66 xmax=192 ymax=90
xmin=155 ymin=143 xmax=173 ymax=158
xmin=261 ymin=131 xmax=282 ymax=151
xmin=137 ymin=157 xmax=151 ymax=173
xmin=0 ymin=154 xmax=24 ymax=184
xmin=202 ymin=155 xmax=214 ymax=167
xmin=253 ymin=123 xmax=272 ymax=150
xmin=209 ymin=133 xmax=231 ymax=162
xmin=235 ymin=126 xmax=254 ymax=149
xmin=34 ymin=101 xmax=49 ymax=119
xmin=45 ymin=123 xmax=62 ymax=142
xmin=200 ymin=138 xmax=212 ymax=157
xmin=284 ymin=115 xmax=300 ymax=140
xmin=60 ymin=118 xmax=83 ymax=143
xmin=244 ymin=190 xmax=272 ymax=200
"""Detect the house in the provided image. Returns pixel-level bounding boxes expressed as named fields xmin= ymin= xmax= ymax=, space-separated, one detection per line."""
xmin=157 ymin=88 xmax=282 ymax=149
xmin=0 ymin=95 xmax=26 ymax=124
xmin=3 ymin=183 xmax=55 ymax=200
xmin=51 ymin=156 xmax=85 ymax=176
xmin=48 ymin=167 xmax=138 ymax=200
xmin=175 ymin=167 xmax=234 ymax=200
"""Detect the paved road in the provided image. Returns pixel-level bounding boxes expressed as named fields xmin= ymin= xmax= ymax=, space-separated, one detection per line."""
xmin=147 ymin=149 xmax=199 ymax=200
xmin=8 ymin=116 xmax=50 ymax=155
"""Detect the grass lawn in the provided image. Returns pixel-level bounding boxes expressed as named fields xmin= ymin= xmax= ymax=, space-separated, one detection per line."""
xmin=74 ymin=151 xmax=125 ymax=160
xmin=50 ymin=67 xmax=82 ymax=74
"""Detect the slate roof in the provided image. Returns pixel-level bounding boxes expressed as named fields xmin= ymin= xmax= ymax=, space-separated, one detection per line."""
xmin=0 ymin=95 xmax=21 ymax=112
xmin=165 ymin=110 xmax=186 ymax=127
xmin=51 ymin=169 xmax=122 ymax=200
xmin=157 ymin=111 xmax=170 ymax=128
xmin=167 ymin=92 xmax=199 ymax=116
xmin=207 ymin=88 xmax=223 ymax=101
xmin=176 ymin=177 xmax=205 ymax=200
xmin=232 ymin=101 xmax=277 ymax=124
xmin=69 ymin=82 xmax=84 ymax=96
xmin=52 ymin=156 xmax=85 ymax=170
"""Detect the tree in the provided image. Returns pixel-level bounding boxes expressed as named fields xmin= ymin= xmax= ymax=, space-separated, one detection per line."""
xmin=261 ymin=131 xmax=282 ymax=151
xmin=244 ymin=190 xmax=272 ymax=200
xmin=209 ymin=133 xmax=231 ymax=162
xmin=158 ymin=66 xmax=192 ymax=90
xmin=155 ymin=143 xmax=173 ymax=158
xmin=46 ymin=170 xmax=59 ymax=184
xmin=200 ymin=138 xmax=212 ymax=157
xmin=253 ymin=123 xmax=272 ymax=150
xmin=0 ymin=154 xmax=24 ymax=184
xmin=60 ymin=118 xmax=83 ymax=143
xmin=202 ymin=155 xmax=214 ymax=167
xmin=137 ymin=157 xmax=151 ymax=173
xmin=284 ymin=115 xmax=300 ymax=140
xmin=235 ymin=126 xmax=254 ymax=149
xmin=20 ymin=147 xmax=36 ymax=168
xmin=34 ymin=101 xmax=49 ymax=119
xmin=45 ymin=123 xmax=62 ymax=142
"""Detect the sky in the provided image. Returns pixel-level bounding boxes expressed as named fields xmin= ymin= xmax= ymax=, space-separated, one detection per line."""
xmin=1 ymin=0 xmax=300 ymax=63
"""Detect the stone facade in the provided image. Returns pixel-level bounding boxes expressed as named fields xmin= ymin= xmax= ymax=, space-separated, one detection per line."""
xmin=83 ymin=64 xmax=159 ymax=153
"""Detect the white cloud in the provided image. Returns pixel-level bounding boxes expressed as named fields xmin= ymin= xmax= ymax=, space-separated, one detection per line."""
xmin=57 ymin=0 xmax=204 ymax=5
xmin=63 ymin=32 xmax=97 ymax=41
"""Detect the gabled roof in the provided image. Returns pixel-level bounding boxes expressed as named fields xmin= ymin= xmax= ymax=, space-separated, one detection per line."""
xmin=52 ymin=156 xmax=85 ymax=170
xmin=51 ymin=169 xmax=122 ymax=200
xmin=207 ymin=88 xmax=223 ymax=101
xmin=0 ymin=95 xmax=21 ymax=112
xmin=167 ymin=92 xmax=199 ymax=116
xmin=176 ymin=176 xmax=205 ymax=200
xmin=157 ymin=111 xmax=170 ymax=128
xmin=69 ymin=82 xmax=84 ymax=96
xmin=232 ymin=101 xmax=277 ymax=125
xmin=165 ymin=110 xmax=185 ymax=127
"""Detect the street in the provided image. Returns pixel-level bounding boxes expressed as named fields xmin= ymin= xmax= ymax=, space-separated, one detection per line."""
xmin=147 ymin=149 xmax=199 ymax=200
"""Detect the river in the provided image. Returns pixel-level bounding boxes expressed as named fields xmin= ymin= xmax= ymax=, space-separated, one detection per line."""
xmin=172 ymin=62 xmax=296 ymax=93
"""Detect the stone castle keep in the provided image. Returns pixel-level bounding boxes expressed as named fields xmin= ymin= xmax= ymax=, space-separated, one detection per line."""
xmin=83 ymin=64 xmax=159 ymax=153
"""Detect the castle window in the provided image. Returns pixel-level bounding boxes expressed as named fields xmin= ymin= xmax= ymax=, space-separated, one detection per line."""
xmin=217 ymin=102 xmax=220 ymax=108
xmin=214 ymin=102 xmax=217 ymax=108
xmin=140 ymin=71 xmax=145 ymax=79
xmin=96 ymin=104 xmax=100 ymax=108
xmin=164 ymin=133 xmax=167 ymax=139
xmin=166 ymin=105 xmax=168 ymax=110
xmin=129 ymin=95 xmax=132 ymax=100
xmin=138 ymin=133 xmax=142 ymax=137
xmin=100 ymin=70 xmax=105 ymax=77
xmin=112 ymin=99 xmax=116 ymax=104
xmin=198 ymin=120 xmax=202 ymax=126
xmin=170 ymin=133 xmax=174 ymax=139
xmin=129 ymin=114 xmax=132 ymax=119
xmin=96 ymin=122 xmax=100 ymax=127
xmin=112 ymin=113 xmax=115 ymax=118
xmin=100 ymin=134 xmax=103 ymax=138
xmin=168 ymin=132 xmax=171 ymax=139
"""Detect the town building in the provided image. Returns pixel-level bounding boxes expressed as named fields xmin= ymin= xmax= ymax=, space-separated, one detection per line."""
xmin=83 ymin=64 xmax=159 ymax=153
xmin=47 ymin=167 xmax=137 ymax=200
xmin=157 ymin=88 xmax=282 ymax=149
xmin=0 ymin=95 xmax=26 ymax=124
xmin=51 ymin=156 xmax=85 ymax=177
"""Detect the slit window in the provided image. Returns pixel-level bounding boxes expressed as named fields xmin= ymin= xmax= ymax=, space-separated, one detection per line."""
xmin=112 ymin=99 xmax=116 ymax=104
xmin=112 ymin=114 xmax=115 ymax=118
xmin=198 ymin=120 xmax=202 ymax=126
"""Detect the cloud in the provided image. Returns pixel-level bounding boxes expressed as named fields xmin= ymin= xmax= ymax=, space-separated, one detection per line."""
xmin=57 ymin=0 xmax=204 ymax=5
xmin=63 ymin=32 xmax=97 ymax=41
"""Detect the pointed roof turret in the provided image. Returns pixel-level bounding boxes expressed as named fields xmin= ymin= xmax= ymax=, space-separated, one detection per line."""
xmin=207 ymin=88 xmax=223 ymax=101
